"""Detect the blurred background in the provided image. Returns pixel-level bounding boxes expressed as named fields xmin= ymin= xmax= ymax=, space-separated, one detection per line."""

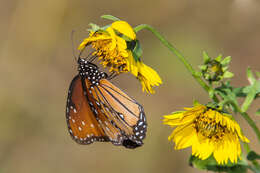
xmin=0 ymin=0 xmax=260 ymax=172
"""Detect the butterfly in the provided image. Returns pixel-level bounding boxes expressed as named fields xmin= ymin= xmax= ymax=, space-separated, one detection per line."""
xmin=65 ymin=57 xmax=147 ymax=149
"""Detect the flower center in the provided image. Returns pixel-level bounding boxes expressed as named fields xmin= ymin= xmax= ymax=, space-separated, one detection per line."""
xmin=194 ymin=114 xmax=226 ymax=140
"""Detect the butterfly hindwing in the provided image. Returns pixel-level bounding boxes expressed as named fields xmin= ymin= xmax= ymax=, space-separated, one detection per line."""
xmin=66 ymin=75 xmax=109 ymax=144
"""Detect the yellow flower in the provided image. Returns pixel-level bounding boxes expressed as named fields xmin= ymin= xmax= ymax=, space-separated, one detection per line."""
xmin=78 ymin=27 xmax=129 ymax=73
xmin=78 ymin=20 xmax=162 ymax=94
xmin=163 ymin=103 xmax=249 ymax=165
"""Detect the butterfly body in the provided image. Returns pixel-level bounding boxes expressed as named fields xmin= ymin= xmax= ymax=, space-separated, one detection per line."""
xmin=66 ymin=57 xmax=147 ymax=148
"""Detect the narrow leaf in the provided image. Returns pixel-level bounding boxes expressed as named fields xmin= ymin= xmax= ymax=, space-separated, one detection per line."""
xmin=133 ymin=40 xmax=143 ymax=58
xmin=247 ymin=67 xmax=256 ymax=84
xmin=223 ymin=71 xmax=234 ymax=78
xmin=88 ymin=23 xmax=101 ymax=32
xmin=199 ymin=65 xmax=207 ymax=71
xmin=241 ymin=81 xmax=258 ymax=112
xmin=215 ymin=54 xmax=222 ymax=62
xmin=221 ymin=56 xmax=232 ymax=66
xmin=203 ymin=51 xmax=210 ymax=63
xmin=101 ymin=15 xmax=121 ymax=21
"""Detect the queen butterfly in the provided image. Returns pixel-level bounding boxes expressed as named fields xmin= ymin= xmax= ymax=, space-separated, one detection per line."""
xmin=65 ymin=57 xmax=147 ymax=149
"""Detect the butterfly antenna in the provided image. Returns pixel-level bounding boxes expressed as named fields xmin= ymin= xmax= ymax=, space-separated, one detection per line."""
xmin=71 ymin=30 xmax=78 ymax=62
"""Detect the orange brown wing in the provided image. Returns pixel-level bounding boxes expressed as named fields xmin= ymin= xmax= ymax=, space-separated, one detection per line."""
xmin=87 ymin=79 xmax=147 ymax=147
xmin=66 ymin=75 xmax=109 ymax=144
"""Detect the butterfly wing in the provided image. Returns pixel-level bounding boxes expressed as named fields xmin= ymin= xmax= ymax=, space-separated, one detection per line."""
xmin=66 ymin=61 xmax=147 ymax=149
xmin=66 ymin=75 xmax=109 ymax=144
xmin=86 ymin=79 xmax=147 ymax=148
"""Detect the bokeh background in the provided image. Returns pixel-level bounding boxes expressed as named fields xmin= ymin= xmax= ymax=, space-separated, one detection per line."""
xmin=0 ymin=0 xmax=260 ymax=172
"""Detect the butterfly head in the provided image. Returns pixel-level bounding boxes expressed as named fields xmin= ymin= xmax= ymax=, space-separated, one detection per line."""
xmin=78 ymin=58 xmax=107 ymax=85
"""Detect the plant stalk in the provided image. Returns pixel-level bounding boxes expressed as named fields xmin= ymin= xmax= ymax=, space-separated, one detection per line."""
xmin=134 ymin=24 xmax=218 ymax=102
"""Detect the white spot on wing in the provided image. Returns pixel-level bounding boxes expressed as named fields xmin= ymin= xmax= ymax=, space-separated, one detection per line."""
xmin=105 ymin=127 xmax=110 ymax=132
xmin=119 ymin=114 xmax=124 ymax=119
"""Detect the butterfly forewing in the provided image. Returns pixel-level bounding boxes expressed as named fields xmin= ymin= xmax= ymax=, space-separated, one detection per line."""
xmin=83 ymin=79 xmax=125 ymax=144
xmin=100 ymin=79 xmax=141 ymax=126
xmin=66 ymin=75 xmax=109 ymax=144
xmin=91 ymin=79 xmax=147 ymax=144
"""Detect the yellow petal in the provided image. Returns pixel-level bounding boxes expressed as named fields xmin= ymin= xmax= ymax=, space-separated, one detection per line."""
xmin=111 ymin=21 xmax=136 ymax=40
xmin=78 ymin=33 xmax=111 ymax=50
xmin=172 ymin=124 xmax=196 ymax=150
xmin=192 ymin=138 xmax=214 ymax=160
xmin=163 ymin=112 xmax=196 ymax=126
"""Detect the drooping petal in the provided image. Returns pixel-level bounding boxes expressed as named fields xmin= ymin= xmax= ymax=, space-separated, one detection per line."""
xmin=163 ymin=111 xmax=196 ymax=126
xmin=111 ymin=21 xmax=136 ymax=40
xmin=172 ymin=124 xmax=196 ymax=149
xmin=137 ymin=62 xmax=162 ymax=94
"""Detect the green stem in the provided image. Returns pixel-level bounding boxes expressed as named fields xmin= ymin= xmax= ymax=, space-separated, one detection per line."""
xmin=228 ymin=100 xmax=260 ymax=142
xmin=240 ymin=111 xmax=260 ymax=142
xmin=134 ymin=24 xmax=218 ymax=102
xmin=234 ymin=104 xmax=260 ymax=142
xmin=243 ymin=143 xmax=251 ymax=153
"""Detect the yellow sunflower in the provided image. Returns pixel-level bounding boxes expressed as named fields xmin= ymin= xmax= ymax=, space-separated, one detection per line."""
xmin=78 ymin=20 xmax=162 ymax=94
xmin=163 ymin=102 xmax=249 ymax=165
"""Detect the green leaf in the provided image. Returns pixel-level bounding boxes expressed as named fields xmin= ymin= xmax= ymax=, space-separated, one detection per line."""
xmin=209 ymin=89 xmax=215 ymax=99
xmin=247 ymin=67 xmax=256 ymax=84
xmin=132 ymin=51 xmax=140 ymax=62
xmin=222 ymin=66 xmax=229 ymax=72
xmin=234 ymin=85 xmax=260 ymax=98
xmin=133 ymin=40 xmax=142 ymax=58
xmin=215 ymin=82 xmax=240 ymax=111
xmin=215 ymin=54 xmax=222 ymax=62
xmin=189 ymin=155 xmax=248 ymax=173
xmin=193 ymin=100 xmax=200 ymax=106
xmin=241 ymin=80 xmax=260 ymax=112
xmin=101 ymin=15 xmax=121 ymax=21
xmin=199 ymin=65 xmax=207 ymax=71
xmin=247 ymin=151 xmax=260 ymax=161
xmin=223 ymin=71 xmax=234 ymax=78
xmin=88 ymin=23 xmax=101 ymax=32
xmin=233 ymin=87 xmax=248 ymax=97
xmin=221 ymin=56 xmax=232 ymax=66
xmin=256 ymin=109 xmax=260 ymax=115
xmin=203 ymin=51 xmax=211 ymax=63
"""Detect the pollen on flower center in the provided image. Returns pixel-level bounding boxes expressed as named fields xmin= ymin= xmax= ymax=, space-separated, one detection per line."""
xmin=194 ymin=115 xmax=225 ymax=140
